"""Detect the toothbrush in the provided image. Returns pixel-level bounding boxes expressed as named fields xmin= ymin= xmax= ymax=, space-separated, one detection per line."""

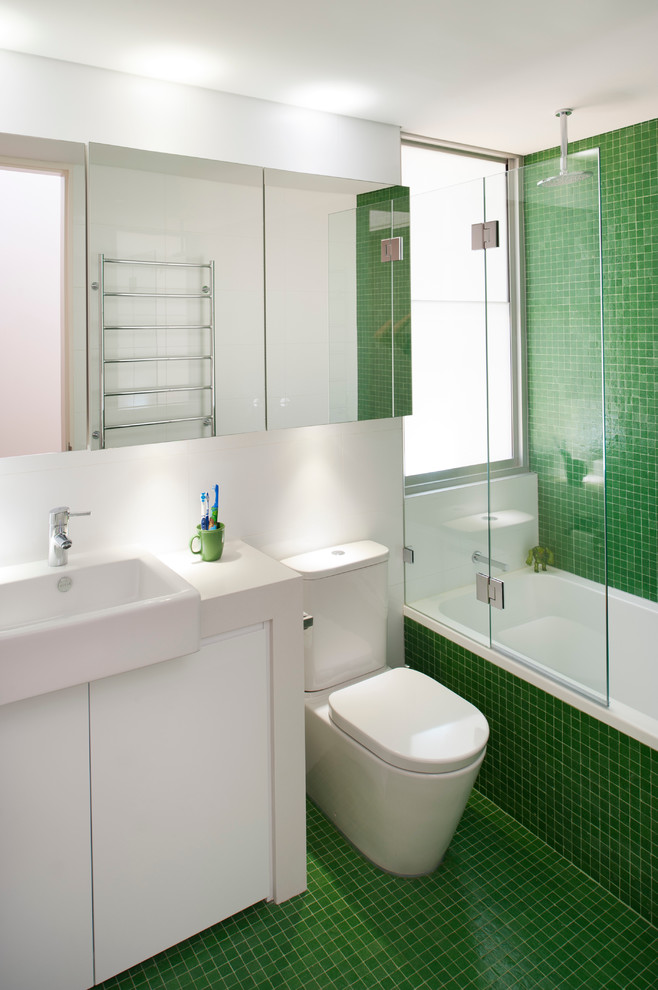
xmin=211 ymin=485 xmax=219 ymax=527
xmin=200 ymin=492 xmax=209 ymax=530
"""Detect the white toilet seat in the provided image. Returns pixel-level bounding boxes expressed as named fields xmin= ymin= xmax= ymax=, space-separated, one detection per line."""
xmin=328 ymin=667 xmax=489 ymax=774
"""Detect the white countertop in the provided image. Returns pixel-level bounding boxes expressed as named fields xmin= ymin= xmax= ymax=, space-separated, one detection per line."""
xmin=159 ymin=540 xmax=302 ymax=640
xmin=159 ymin=540 xmax=304 ymax=639
xmin=160 ymin=540 xmax=298 ymax=601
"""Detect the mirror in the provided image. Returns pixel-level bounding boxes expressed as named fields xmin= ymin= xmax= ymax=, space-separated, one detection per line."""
xmin=263 ymin=169 xmax=389 ymax=429
xmin=350 ymin=185 xmax=412 ymax=421
xmin=0 ymin=132 xmax=411 ymax=459
xmin=87 ymin=143 xmax=266 ymax=448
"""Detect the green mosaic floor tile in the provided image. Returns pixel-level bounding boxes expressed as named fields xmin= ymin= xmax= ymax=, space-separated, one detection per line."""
xmin=96 ymin=795 xmax=658 ymax=990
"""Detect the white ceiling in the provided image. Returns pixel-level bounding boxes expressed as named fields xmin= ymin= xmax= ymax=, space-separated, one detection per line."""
xmin=2 ymin=0 xmax=657 ymax=155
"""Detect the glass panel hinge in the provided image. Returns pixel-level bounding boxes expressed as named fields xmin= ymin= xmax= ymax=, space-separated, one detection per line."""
xmin=381 ymin=236 xmax=403 ymax=262
xmin=475 ymin=572 xmax=505 ymax=609
xmin=471 ymin=221 xmax=499 ymax=250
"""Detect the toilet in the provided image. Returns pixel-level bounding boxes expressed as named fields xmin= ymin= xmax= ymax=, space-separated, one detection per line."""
xmin=281 ymin=540 xmax=489 ymax=877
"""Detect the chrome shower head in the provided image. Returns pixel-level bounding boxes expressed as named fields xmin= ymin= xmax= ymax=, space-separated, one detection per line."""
xmin=537 ymin=109 xmax=592 ymax=188
xmin=537 ymin=169 xmax=592 ymax=188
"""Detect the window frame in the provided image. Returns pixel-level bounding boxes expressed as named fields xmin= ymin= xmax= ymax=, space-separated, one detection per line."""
xmin=401 ymin=134 xmax=527 ymax=495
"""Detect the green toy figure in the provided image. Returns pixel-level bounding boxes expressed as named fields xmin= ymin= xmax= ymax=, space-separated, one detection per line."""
xmin=526 ymin=546 xmax=554 ymax=572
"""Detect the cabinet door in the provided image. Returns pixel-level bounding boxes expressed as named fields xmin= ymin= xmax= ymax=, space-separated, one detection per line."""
xmin=0 ymin=686 xmax=94 ymax=990
xmin=90 ymin=626 xmax=271 ymax=984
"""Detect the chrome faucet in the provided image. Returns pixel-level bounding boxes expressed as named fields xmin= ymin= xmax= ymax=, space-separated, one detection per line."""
xmin=48 ymin=506 xmax=91 ymax=566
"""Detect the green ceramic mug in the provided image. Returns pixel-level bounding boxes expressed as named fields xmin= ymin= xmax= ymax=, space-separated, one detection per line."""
xmin=190 ymin=522 xmax=225 ymax=562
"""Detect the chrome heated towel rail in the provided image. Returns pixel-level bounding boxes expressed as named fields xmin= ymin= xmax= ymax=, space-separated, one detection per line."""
xmin=98 ymin=255 xmax=216 ymax=447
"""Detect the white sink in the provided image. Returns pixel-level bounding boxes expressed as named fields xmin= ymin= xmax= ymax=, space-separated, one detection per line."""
xmin=0 ymin=548 xmax=201 ymax=705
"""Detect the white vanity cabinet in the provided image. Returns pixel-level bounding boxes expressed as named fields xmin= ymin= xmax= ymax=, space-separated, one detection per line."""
xmin=0 ymin=541 xmax=305 ymax=990
xmin=90 ymin=626 xmax=272 ymax=984
xmin=0 ymin=685 xmax=94 ymax=990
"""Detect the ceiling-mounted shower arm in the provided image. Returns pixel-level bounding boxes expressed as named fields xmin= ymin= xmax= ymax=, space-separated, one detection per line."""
xmin=556 ymin=108 xmax=573 ymax=176
xmin=537 ymin=108 xmax=591 ymax=188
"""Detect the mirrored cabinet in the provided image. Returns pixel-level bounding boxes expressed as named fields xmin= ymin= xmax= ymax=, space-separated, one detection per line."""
xmin=0 ymin=131 xmax=411 ymax=459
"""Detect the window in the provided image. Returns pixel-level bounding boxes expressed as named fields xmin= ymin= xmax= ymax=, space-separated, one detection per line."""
xmin=402 ymin=139 xmax=524 ymax=491
xmin=0 ymin=165 xmax=65 ymax=457
xmin=0 ymin=132 xmax=86 ymax=456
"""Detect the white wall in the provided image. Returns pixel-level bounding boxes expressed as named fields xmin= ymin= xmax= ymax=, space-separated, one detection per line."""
xmin=0 ymin=50 xmax=400 ymax=183
xmin=0 ymin=52 xmax=405 ymax=659
xmin=0 ymin=420 xmax=405 ymax=658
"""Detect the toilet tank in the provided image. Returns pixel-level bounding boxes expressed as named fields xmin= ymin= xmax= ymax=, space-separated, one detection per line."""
xmin=281 ymin=541 xmax=389 ymax=692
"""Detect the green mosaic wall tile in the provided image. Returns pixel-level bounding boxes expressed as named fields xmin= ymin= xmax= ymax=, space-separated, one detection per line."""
xmin=97 ymin=796 xmax=658 ymax=989
xmin=525 ymin=118 xmax=658 ymax=602
xmin=521 ymin=150 xmax=606 ymax=584
xmin=356 ymin=186 xmax=412 ymax=420
xmin=404 ymin=616 xmax=658 ymax=928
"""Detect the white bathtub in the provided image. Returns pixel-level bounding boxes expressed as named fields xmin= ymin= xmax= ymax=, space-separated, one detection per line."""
xmin=405 ymin=567 xmax=658 ymax=750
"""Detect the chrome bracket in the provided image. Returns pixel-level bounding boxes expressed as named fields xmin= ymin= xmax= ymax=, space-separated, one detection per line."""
xmin=403 ymin=546 xmax=415 ymax=564
xmin=471 ymin=221 xmax=499 ymax=251
xmin=381 ymin=236 xmax=403 ymax=262
xmin=476 ymin=572 xmax=505 ymax=610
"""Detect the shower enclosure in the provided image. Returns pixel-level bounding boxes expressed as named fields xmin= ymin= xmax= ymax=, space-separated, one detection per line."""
xmin=403 ymin=149 xmax=607 ymax=703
